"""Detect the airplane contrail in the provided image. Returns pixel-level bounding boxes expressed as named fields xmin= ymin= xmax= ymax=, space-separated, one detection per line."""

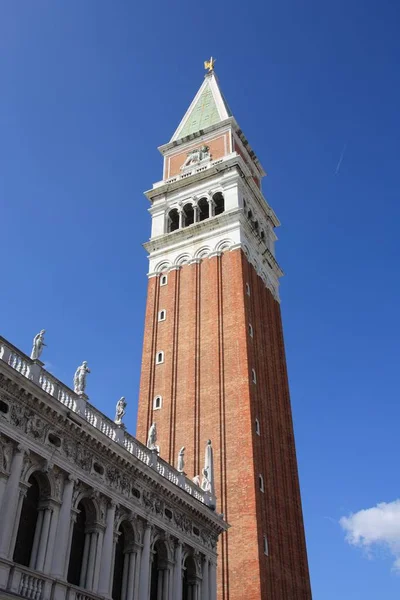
xmin=335 ymin=143 xmax=347 ymax=175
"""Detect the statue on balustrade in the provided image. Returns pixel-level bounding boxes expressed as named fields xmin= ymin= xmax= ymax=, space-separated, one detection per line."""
xmin=30 ymin=330 xmax=46 ymax=361
xmin=177 ymin=446 xmax=185 ymax=472
xmin=114 ymin=397 xmax=127 ymax=426
xmin=147 ymin=422 xmax=158 ymax=451
xmin=73 ymin=361 xmax=91 ymax=395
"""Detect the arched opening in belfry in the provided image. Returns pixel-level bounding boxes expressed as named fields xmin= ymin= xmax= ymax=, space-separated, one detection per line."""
xmin=213 ymin=192 xmax=225 ymax=216
xmin=182 ymin=203 xmax=195 ymax=227
xmin=167 ymin=208 xmax=179 ymax=233
xmin=182 ymin=555 xmax=198 ymax=600
xmin=198 ymin=197 xmax=210 ymax=221
xmin=150 ymin=539 xmax=169 ymax=600
xmin=112 ymin=521 xmax=137 ymax=600
xmin=13 ymin=473 xmax=41 ymax=566
xmin=67 ymin=497 xmax=97 ymax=588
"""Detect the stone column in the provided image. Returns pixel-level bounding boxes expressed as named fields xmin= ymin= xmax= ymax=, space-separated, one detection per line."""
xmin=98 ymin=501 xmax=116 ymax=595
xmin=126 ymin=551 xmax=136 ymax=600
xmin=138 ymin=522 xmax=152 ymax=600
xmin=178 ymin=209 xmax=183 ymax=229
xmin=93 ymin=527 xmax=104 ymax=591
xmin=209 ymin=561 xmax=217 ymax=600
xmin=0 ymin=473 xmax=8 ymax=510
xmin=8 ymin=486 xmax=27 ymax=560
xmin=50 ymin=475 xmax=76 ymax=578
xmin=173 ymin=541 xmax=183 ymax=600
xmin=43 ymin=503 xmax=59 ymax=573
xmin=156 ymin=569 xmax=163 ymax=600
xmin=201 ymin=557 xmax=209 ymax=600
xmin=35 ymin=506 xmax=52 ymax=571
xmin=0 ymin=446 xmax=26 ymax=558
xmin=30 ymin=509 xmax=44 ymax=569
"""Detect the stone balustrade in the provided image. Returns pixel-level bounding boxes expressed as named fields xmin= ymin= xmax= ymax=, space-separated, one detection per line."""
xmin=0 ymin=337 xmax=215 ymax=510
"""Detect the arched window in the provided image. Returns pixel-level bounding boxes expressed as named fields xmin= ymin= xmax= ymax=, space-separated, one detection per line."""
xmin=156 ymin=351 xmax=164 ymax=365
xmin=150 ymin=540 xmax=169 ymax=600
xmin=158 ymin=309 xmax=166 ymax=322
xmin=246 ymin=283 xmax=251 ymax=296
xmin=67 ymin=498 xmax=97 ymax=589
xmin=253 ymin=220 xmax=259 ymax=232
xmin=112 ymin=521 xmax=137 ymax=600
xmin=13 ymin=474 xmax=40 ymax=567
xmin=182 ymin=554 xmax=198 ymax=600
xmin=167 ymin=208 xmax=179 ymax=233
xmin=213 ymin=192 xmax=225 ymax=216
xmin=198 ymin=197 xmax=210 ymax=221
xmin=160 ymin=274 xmax=168 ymax=286
xmin=260 ymin=230 xmax=265 ymax=241
xmin=259 ymin=474 xmax=265 ymax=493
xmin=153 ymin=396 xmax=162 ymax=410
xmin=182 ymin=203 xmax=194 ymax=227
xmin=252 ymin=368 xmax=257 ymax=384
xmin=248 ymin=323 xmax=253 ymax=338
xmin=255 ymin=418 xmax=260 ymax=435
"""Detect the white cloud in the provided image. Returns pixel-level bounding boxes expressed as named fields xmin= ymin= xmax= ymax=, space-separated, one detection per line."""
xmin=340 ymin=499 xmax=400 ymax=571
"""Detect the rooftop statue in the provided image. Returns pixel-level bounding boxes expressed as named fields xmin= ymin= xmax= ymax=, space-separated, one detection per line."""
xmin=73 ymin=361 xmax=90 ymax=395
xmin=147 ymin=422 xmax=158 ymax=451
xmin=30 ymin=330 xmax=46 ymax=361
xmin=114 ymin=397 xmax=127 ymax=426
xmin=177 ymin=446 xmax=185 ymax=473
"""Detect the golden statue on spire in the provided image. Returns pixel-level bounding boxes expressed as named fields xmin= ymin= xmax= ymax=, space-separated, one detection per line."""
xmin=204 ymin=57 xmax=216 ymax=72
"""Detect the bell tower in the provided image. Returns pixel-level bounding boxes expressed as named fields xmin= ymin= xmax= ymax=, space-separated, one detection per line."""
xmin=136 ymin=63 xmax=312 ymax=600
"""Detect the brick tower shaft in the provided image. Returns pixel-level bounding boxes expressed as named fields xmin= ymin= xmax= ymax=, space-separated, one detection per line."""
xmin=136 ymin=67 xmax=312 ymax=600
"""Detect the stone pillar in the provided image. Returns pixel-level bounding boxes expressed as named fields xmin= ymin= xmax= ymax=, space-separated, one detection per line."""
xmin=0 ymin=473 xmax=8 ymax=510
xmin=178 ymin=209 xmax=183 ymax=229
xmin=30 ymin=508 xmax=44 ymax=569
xmin=173 ymin=541 xmax=183 ymax=600
xmin=50 ymin=475 xmax=76 ymax=578
xmin=43 ymin=504 xmax=59 ymax=573
xmin=126 ymin=551 xmax=136 ymax=600
xmin=35 ymin=506 xmax=52 ymax=571
xmin=8 ymin=486 xmax=27 ymax=560
xmin=84 ymin=531 xmax=97 ymax=589
xmin=98 ymin=502 xmax=116 ymax=595
xmin=93 ymin=528 xmax=104 ymax=591
xmin=0 ymin=446 xmax=25 ymax=558
xmin=156 ymin=569 xmax=163 ymax=600
xmin=209 ymin=561 xmax=217 ymax=600
xmin=201 ymin=557 xmax=209 ymax=600
xmin=138 ymin=523 xmax=152 ymax=600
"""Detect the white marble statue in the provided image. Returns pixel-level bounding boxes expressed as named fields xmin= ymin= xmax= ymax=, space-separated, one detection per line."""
xmin=147 ymin=423 xmax=157 ymax=450
xmin=192 ymin=474 xmax=201 ymax=487
xmin=202 ymin=439 xmax=215 ymax=496
xmin=114 ymin=397 xmax=127 ymax=426
xmin=30 ymin=330 xmax=46 ymax=361
xmin=201 ymin=467 xmax=211 ymax=492
xmin=177 ymin=446 xmax=185 ymax=473
xmin=73 ymin=361 xmax=91 ymax=395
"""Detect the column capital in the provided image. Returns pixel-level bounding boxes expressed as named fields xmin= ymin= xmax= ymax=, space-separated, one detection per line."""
xmin=67 ymin=474 xmax=79 ymax=484
xmin=16 ymin=444 xmax=29 ymax=455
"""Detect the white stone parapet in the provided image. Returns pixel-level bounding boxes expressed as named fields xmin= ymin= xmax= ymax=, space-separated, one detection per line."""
xmin=0 ymin=336 xmax=216 ymax=511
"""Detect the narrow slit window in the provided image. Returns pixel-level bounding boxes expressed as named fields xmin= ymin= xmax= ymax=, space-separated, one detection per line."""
xmin=259 ymin=474 xmax=265 ymax=493
xmin=255 ymin=418 xmax=260 ymax=436
xmin=246 ymin=283 xmax=251 ymax=296
xmin=252 ymin=368 xmax=257 ymax=384
xmin=158 ymin=309 xmax=166 ymax=322
xmin=160 ymin=274 xmax=168 ymax=286
xmin=153 ymin=396 xmax=162 ymax=410
xmin=264 ymin=535 xmax=269 ymax=556
xmin=156 ymin=351 xmax=164 ymax=365
xmin=249 ymin=323 xmax=253 ymax=338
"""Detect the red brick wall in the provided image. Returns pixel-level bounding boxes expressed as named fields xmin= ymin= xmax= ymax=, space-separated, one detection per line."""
xmin=137 ymin=249 xmax=312 ymax=600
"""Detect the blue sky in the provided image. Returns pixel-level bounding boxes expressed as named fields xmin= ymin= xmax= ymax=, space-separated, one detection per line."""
xmin=1 ymin=1 xmax=400 ymax=597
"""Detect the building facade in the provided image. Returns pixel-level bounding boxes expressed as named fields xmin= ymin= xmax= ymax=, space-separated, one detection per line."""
xmin=136 ymin=68 xmax=312 ymax=599
xmin=0 ymin=335 xmax=227 ymax=600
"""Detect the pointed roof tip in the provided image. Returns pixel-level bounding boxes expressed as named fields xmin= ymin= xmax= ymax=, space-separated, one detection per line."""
xmin=170 ymin=68 xmax=233 ymax=143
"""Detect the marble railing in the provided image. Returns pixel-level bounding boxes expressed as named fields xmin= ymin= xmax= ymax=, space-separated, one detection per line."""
xmin=0 ymin=337 xmax=215 ymax=509
xmin=2 ymin=560 xmax=105 ymax=600
xmin=163 ymin=157 xmax=226 ymax=185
